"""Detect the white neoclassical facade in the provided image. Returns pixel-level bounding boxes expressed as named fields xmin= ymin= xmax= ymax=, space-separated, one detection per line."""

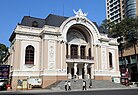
xmin=7 ymin=9 xmax=120 ymax=89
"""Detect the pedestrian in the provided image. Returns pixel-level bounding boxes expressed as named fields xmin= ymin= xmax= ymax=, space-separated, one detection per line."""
xmin=68 ymin=81 xmax=71 ymax=90
xmin=64 ymin=81 xmax=67 ymax=91
xmin=82 ymin=80 xmax=87 ymax=90
xmin=89 ymin=80 xmax=92 ymax=88
xmin=74 ymin=75 xmax=76 ymax=82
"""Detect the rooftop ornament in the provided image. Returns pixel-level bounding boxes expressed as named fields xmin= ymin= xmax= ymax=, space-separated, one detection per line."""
xmin=73 ymin=9 xmax=88 ymax=23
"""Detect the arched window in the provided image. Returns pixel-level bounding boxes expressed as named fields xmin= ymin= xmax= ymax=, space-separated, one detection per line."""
xmin=109 ymin=52 xmax=113 ymax=68
xmin=32 ymin=21 xmax=38 ymax=27
xmin=25 ymin=45 xmax=34 ymax=64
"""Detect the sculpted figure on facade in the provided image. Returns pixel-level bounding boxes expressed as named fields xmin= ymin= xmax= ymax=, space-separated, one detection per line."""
xmin=73 ymin=9 xmax=88 ymax=23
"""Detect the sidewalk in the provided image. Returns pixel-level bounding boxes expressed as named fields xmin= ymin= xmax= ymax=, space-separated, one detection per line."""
xmin=1 ymin=86 xmax=138 ymax=93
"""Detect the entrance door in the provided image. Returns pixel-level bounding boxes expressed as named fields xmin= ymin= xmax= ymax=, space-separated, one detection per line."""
xmin=71 ymin=68 xmax=74 ymax=79
xmin=82 ymin=68 xmax=84 ymax=79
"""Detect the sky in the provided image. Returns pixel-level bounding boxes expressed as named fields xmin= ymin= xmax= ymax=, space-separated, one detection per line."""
xmin=0 ymin=0 xmax=106 ymax=47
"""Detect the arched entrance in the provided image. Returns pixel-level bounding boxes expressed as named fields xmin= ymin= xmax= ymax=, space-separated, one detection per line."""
xmin=66 ymin=24 xmax=94 ymax=79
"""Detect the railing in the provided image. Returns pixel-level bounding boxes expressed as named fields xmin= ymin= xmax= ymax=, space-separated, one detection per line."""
xmin=66 ymin=55 xmax=94 ymax=60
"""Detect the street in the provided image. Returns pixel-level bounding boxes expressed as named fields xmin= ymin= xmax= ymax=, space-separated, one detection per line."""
xmin=0 ymin=88 xmax=138 ymax=95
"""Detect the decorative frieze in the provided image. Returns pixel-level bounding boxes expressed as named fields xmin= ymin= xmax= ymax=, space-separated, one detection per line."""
xmin=101 ymin=46 xmax=108 ymax=70
xmin=48 ymin=40 xmax=56 ymax=70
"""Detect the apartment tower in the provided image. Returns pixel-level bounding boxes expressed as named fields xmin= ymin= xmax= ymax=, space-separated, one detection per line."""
xmin=106 ymin=0 xmax=138 ymax=23
xmin=125 ymin=0 xmax=138 ymax=18
xmin=106 ymin=0 xmax=125 ymax=23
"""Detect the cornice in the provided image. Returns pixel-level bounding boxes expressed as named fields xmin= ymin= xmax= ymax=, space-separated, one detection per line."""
xmin=98 ymin=38 xmax=110 ymax=42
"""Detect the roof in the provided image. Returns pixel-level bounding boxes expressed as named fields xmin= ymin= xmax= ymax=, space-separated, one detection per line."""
xmin=21 ymin=16 xmax=45 ymax=28
xmin=45 ymin=14 xmax=68 ymax=27
xmin=20 ymin=14 xmax=103 ymax=32
xmin=20 ymin=14 xmax=68 ymax=28
xmin=10 ymin=14 xmax=106 ymax=42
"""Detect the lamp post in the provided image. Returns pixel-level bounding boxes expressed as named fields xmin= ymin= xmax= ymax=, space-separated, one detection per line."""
xmin=117 ymin=36 xmax=126 ymax=84
xmin=117 ymin=37 xmax=125 ymax=68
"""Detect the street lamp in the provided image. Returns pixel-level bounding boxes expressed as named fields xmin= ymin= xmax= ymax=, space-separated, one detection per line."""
xmin=117 ymin=36 xmax=125 ymax=67
xmin=117 ymin=36 xmax=126 ymax=85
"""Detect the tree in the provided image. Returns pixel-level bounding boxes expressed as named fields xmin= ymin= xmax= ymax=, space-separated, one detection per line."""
xmin=110 ymin=17 xmax=138 ymax=54
xmin=0 ymin=43 xmax=8 ymax=64
xmin=100 ymin=19 xmax=115 ymax=32
xmin=123 ymin=17 xmax=138 ymax=55
xmin=110 ymin=17 xmax=138 ymax=82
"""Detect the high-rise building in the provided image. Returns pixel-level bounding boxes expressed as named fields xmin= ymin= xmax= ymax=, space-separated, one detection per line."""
xmin=106 ymin=0 xmax=124 ymax=23
xmin=125 ymin=0 xmax=138 ymax=18
xmin=106 ymin=0 xmax=138 ymax=23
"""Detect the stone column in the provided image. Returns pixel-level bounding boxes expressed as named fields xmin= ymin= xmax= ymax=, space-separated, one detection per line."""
xmin=68 ymin=44 xmax=71 ymax=58
xmin=79 ymin=68 xmax=82 ymax=79
xmin=84 ymin=63 xmax=88 ymax=79
xmin=68 ymin=67 xmax=72 ymax=79
xmin=90 ymin=64 xmax=94 ymax=79
xmin=74 ymin=63 xmax=78 ymax=76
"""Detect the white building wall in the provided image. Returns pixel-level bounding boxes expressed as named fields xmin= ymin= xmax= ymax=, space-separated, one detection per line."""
xmin=12 ymin=34 xmax=42 ymax=77
xmin=9 ymin=12 xmax=121 ymax=82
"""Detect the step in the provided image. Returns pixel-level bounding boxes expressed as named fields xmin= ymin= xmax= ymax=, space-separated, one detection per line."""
xmin=50 ymin=79 xmax=128 ymax=90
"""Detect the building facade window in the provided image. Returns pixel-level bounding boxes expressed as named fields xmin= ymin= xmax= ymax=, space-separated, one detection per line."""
xmin=25 ymin=45 xmax=34 ymax=64
xmin=32 ymin=21 xmax=38 ymax=27
xmin=80 ymin=46 xmax=85 ymax=59
xmin=71 ymin=45 xmax=78 ymax=59
xmin=109 ymin=52 xmax=113 ymax=68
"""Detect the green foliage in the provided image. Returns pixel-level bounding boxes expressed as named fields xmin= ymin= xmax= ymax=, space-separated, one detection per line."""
xmin=100 ymin=17 xmax=138 ymax=55
xmin=110 ymin=17 xmax=138 ymax=54
xmin=101 ymin=19 xmax=115 ymax=32
xmin=0 ymin=43 xmax=8 ymax=63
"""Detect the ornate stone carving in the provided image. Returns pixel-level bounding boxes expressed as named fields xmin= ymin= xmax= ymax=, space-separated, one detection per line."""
xmin=49 ymin=62 xmax=54 ymax=69
xmin=73 ymin=9 xmax=88 ymax=23
xmin=101 ymin=46 xmax=107 ymax=70
xmin=48 ymin=40 xmax=56 ymax=70
xmin=49 ymin=46 xmax=54 ymax=58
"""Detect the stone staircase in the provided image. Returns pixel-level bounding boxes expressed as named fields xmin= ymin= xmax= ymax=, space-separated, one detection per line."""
xmin=45 ymin=80 xmax=62 ymax=89
xmin=50 ymin=79 xmax=128 ymax=90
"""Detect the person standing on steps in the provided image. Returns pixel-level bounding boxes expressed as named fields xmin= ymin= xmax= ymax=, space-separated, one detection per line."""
xmin=68 ymin=81 xmax=71 ymax=90
xmin=82 ymin=80 xmax=87 ymax=90
xmin=64 ymin=81 xmax=67 ymax=91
